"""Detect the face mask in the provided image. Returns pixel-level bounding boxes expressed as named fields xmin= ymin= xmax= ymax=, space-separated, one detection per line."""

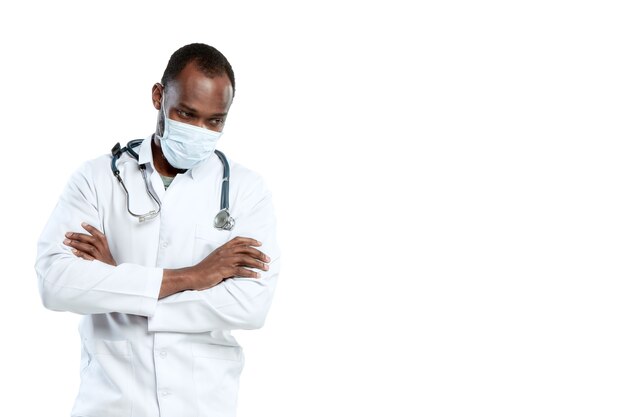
xmin=156 ymin=96 xmax=223 ymax=169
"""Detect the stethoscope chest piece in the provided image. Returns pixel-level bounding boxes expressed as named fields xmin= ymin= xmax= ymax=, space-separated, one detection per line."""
xmin=214 ymin=208 xmax=235 ymax=230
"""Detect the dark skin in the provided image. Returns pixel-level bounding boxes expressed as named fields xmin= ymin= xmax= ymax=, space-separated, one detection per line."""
xmin=63 ymin=63 xmax=270 ymax=299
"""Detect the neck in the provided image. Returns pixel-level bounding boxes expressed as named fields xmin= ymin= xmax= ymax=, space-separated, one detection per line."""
xmin=151 ymin=136 xmax=187 ymax=177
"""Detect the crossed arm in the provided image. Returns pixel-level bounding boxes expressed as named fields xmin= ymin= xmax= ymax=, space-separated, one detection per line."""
xmin=36 ymin=162 xmax=281 ymax=332
xmin=64 ymin=222 xmax=270 ymax=298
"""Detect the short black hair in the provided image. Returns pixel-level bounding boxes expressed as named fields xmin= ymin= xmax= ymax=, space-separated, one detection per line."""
xmin=161 ymin=43 xmax=235 ymax=96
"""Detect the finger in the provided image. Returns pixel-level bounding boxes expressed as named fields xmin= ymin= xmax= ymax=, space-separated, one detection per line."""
xmin=71 ymin=248 xmax=95 ymax=261
xmin=81 ymin=222 xmax=105 ymax=238
xmin=232 ymin=246 xmax=270 ymax=262
xmin=235 ymin=255 xmax=269 ymax=271
xmin=65 ymin=232 xmax=97 ymax=245
xmin=64 ymin=239 xmax=98 ymax=256
xmin=228 ymin=236 xmax=262 ymax=247
xmin=234 ymin=267 xmax=261 ymax=279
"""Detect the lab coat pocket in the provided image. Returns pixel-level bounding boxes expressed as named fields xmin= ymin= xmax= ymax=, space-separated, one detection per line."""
xmin=191 ymin=342 xmax=244 ymax=417
xmin=71 ymin=339 xmax=135 ymax=417
xmin=193 ymin=223 xmax=230 ymax=264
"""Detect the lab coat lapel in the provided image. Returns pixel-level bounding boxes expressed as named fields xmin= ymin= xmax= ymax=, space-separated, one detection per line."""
xmin=138 ymin=136 xmax=166 ymax=202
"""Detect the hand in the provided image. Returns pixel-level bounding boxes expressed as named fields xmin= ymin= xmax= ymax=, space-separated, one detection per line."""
xmin=189 ymin=236 xmax=271 ymax=291
xmin=64 ymin=222 xmax=117 ymax=266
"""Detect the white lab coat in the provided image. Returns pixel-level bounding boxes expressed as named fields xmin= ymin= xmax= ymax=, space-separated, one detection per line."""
xmin=35 ymin=136 xmax=280 ymax=417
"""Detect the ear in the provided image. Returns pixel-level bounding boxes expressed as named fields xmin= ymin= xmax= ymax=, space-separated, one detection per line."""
xmin=151 ymin=83 xmax=164 ymax=110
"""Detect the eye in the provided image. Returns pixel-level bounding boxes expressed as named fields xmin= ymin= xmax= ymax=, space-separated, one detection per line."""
xmin=177 ymin=110 xmax=193 ymax=119
xmin=209 ymin=118 xmax=225 ymax=127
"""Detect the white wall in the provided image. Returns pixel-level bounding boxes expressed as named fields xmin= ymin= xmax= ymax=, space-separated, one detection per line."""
xmin=1 ymin=1 xmax=625 ymax=416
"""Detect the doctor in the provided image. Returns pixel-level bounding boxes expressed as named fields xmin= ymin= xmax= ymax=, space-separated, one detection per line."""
xmin=35 ymin=43 xmax=280 ymax=417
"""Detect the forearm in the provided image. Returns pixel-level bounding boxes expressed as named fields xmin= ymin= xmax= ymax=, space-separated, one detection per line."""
xmin=159 ymin=267 xmax=220 ymax=299
xmin=149 ymin=260 xmax=279 ymax=333
xmin=160 ymin=268 xmax=191 ymax=299
xmin=149 ymin=241 xmax=280 ymax=332
xmin=37 ymin=251 xmax=163 ymax=316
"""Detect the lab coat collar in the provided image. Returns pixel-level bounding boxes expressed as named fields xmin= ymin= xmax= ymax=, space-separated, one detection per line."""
xmin=137 ymin=135 xmax=155 ymax=166
xmin=137 ymin=135 xmax=217 ymax=181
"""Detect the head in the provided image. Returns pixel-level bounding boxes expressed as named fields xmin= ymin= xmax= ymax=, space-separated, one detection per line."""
xmin=152 ymin=43 xmax=235 ymax=138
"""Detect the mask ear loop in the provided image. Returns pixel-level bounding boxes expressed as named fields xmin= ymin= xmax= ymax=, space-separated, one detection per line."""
xmin=155 ymin=86 xmax=173 ymax=169
xmin=157 ymin=86 xmax=167 ymax=139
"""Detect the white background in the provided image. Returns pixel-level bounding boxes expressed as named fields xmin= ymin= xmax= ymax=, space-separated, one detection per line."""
xmin=1 ymin=1 xmax=625 ymax=416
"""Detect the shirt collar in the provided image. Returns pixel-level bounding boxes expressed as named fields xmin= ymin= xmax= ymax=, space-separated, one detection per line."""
xmin=137 ymin=135 xmax=218 ymax=181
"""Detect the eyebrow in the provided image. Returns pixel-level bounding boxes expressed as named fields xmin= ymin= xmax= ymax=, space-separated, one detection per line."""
xmin=178 ymin=102 xmax=228 ymax=118
xmin=178 ymin=103 xmax=198 ymax=113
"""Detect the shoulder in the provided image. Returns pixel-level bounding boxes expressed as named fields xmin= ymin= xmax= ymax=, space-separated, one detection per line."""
xmin=70 ymin=154 xmax=113 ymax=186
xmin=222 ymin=156 xmax=278 ymax=224
xmin=66 ymin=146 xmax=137 ymax=198
xmin=65 ymin=153 xmax=108 ymax=185
xmin=227 ymin=156 xmax=272 ymax=198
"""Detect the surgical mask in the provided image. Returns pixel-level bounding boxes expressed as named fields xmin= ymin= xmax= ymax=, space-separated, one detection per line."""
xmin=157 ymin=98 xmax=223 ymax=169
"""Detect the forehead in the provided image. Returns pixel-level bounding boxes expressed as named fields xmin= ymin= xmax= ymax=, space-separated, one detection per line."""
xmin=166 ymin=63 xmax=233 ymax=112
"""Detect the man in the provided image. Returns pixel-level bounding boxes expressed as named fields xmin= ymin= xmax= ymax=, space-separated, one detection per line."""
xmin=35 ymin=43 xmax=280 ymax=417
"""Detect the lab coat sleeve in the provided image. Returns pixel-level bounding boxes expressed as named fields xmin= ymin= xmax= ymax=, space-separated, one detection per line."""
xmin=147 ymin=177 xmax=281 ymax=332
xmin=35 ymin=161 xmax=164 ymax=316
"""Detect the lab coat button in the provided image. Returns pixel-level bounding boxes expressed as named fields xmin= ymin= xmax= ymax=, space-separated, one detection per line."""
xmin=160 ymin=350 xmax=167 ymax=358
xmin=161 ymin=241 xmax=168 ymax=248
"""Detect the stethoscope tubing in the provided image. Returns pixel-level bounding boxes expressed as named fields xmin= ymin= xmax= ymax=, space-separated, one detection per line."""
xmin=110 ymin=139 xmax=234 ymax=229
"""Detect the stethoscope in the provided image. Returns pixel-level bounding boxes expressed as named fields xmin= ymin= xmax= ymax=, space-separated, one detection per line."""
xmin=110 ymin=139 xmax=235 ymax=230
